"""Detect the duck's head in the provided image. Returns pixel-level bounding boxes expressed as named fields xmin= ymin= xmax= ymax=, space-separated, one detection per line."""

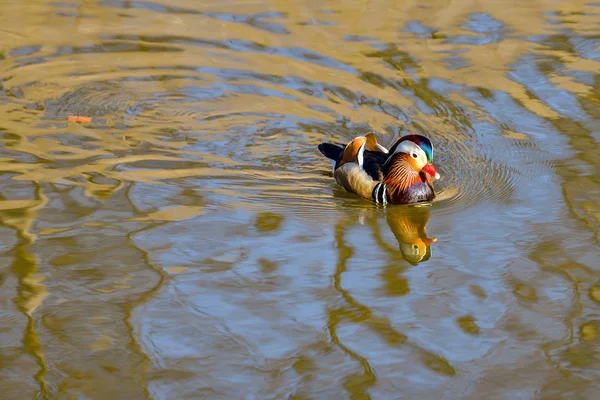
xmin=386 ymin=135 xmax=440 ymax=180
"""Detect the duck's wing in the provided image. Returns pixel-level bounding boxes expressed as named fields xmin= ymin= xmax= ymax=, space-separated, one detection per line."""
xmin=319 ymin=133 xmax=390 ymax=177
xmin=365 ymin=132 xmax=389 ymax=154
xmin=362 ymin=150 xmax=389 ymax=181
xmin=318 ymin=135 xmax=368 ymax=169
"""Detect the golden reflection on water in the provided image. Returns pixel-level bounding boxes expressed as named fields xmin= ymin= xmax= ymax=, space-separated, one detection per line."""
xmin=2 ymin=184 xmax=50 ymax=398
xmin=0 ymin=0 xmax=599 ymax=398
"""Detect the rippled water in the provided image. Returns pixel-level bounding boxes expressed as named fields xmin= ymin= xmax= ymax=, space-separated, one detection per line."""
xmin=1 ymin=0 xmax=599 ymax=398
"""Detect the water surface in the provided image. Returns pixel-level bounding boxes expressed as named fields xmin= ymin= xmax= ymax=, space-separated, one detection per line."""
xmin=0 ymin=0 xmax=599 ymax=398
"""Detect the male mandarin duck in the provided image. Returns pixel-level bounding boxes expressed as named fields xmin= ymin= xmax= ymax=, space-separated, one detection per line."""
xmin=318 ymin=132 xmax=440 ymax=205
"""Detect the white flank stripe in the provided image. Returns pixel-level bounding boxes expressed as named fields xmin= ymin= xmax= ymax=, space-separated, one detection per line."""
xmin=357 ymin=143 xmax=365 ymax=167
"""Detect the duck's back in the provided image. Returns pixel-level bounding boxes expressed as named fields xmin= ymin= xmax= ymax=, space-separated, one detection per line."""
xmin=361 ymin=150 xmax=388 ymax=181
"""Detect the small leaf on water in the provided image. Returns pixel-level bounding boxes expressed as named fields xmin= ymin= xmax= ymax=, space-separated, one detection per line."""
xmin=67 ymin=116 xmax=92 ymax=123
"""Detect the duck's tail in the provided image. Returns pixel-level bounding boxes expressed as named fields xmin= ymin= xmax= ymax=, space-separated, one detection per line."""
xmin=317 ymin=142 xmax=344 ymax=162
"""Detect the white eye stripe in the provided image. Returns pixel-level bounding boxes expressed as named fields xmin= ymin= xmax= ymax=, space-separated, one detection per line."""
xmin=394 ymin=141 xmax=422 ymax=157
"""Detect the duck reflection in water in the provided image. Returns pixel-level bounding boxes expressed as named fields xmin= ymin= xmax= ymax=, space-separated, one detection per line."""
xmin=384 ymin=205 xmax=436 ymax=264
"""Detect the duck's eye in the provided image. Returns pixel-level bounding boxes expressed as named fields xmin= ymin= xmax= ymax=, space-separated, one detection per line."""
xmin=411 ymin=152 xmax=418 ymax=159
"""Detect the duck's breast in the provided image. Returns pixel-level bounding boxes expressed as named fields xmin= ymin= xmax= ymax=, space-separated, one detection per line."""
xmin=390 ymin=181 xmax=435 ymax=204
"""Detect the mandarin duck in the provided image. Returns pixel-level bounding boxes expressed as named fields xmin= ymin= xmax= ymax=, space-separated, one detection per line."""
xmin=318 ymin=133 xmax=440 ymax=205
